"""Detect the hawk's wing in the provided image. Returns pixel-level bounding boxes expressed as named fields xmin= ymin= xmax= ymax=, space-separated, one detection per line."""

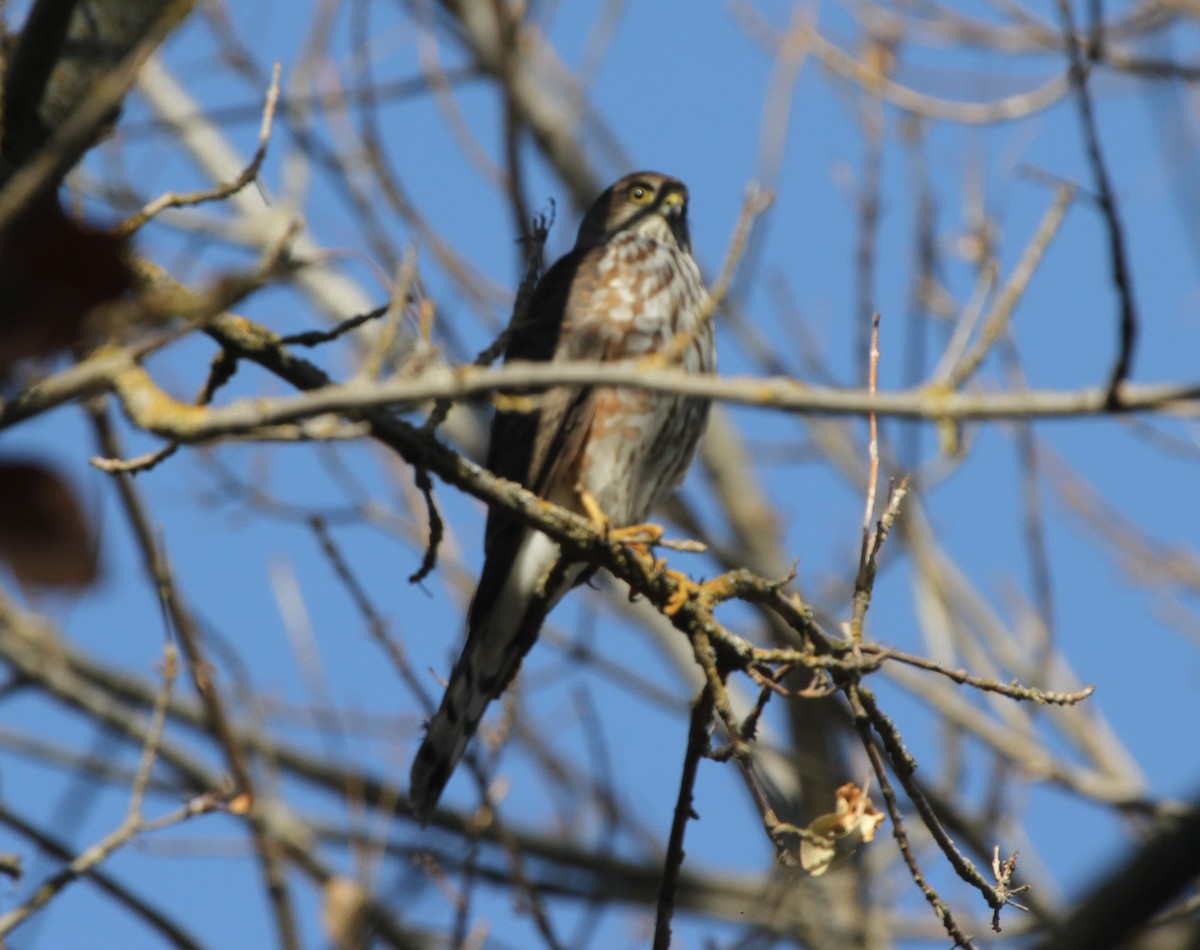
xmin=470 ymin=245 xmax=609 ymax=625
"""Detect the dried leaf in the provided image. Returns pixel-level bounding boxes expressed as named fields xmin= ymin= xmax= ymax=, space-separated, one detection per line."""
xmin=0 ymin=461 xmax=98 ymax=587
xmin=799 ymin=782 xmax=885 ymax=876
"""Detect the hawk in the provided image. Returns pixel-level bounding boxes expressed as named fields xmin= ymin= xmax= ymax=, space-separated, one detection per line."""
xmin=410 ymin=171 xmax=714 ymax=822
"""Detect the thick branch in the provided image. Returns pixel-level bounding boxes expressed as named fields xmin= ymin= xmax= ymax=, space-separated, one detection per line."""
xmin=6 ymin=343 xmax=1200 ymax=438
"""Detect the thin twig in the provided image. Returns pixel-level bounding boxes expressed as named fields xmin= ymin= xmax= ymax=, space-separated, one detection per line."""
xmin=856 ymin=685 xmax=1016 ymax=923
xmin=846 ymin=684 xmax=979 ymax=949
xmin=280 ymin=304 xmax=389 ymax=347
xmin=942 ymin=182 xmax=1076 ymax=389
xmin=852 ymin=314 xmax=883 ymax=641
xmin=0 ymin=804 xmax=204 ymax=949
xmin=653 ymin=686 xmax=714 ymax=950
xmin=407 ymin=464 xmax=445 ymax=584
xmin=360 ymin=248 xmax=419 ymax=382
xmin=88 ymin=404 xmax=302 ymax=950
xmin=1055 ymin=0 xmax=1138 ymax=404
xmin=0 ymin=643 xmax=204 ymax=943
xmin=872 ymin=646 xmax=1094 ymax=704
xmin=307 ymin=515 xmax=435 ymax=713
xmin=116 ymin=62 xmax=282 ymax=235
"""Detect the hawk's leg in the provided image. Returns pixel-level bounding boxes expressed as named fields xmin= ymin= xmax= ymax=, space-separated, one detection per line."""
xmin=577 ymin=487 xmax=701 ymax=617
xmin=661 ymin=570 xmax=705 ymax=616
xmin=577 ymin=487 xmax=665 ymax=547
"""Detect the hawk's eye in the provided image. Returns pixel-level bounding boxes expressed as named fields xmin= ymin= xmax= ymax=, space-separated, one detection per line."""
xmin=628 ymin=183 xmax=654 ymax=204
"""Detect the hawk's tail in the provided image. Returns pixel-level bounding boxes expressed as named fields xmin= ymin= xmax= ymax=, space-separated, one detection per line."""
xmin=409 ymin=530 xmax=578 ymax=824
xmin=408 ymin=625 xmax=512 ymax=824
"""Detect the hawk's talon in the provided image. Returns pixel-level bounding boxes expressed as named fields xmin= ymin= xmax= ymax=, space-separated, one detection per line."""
xmin=578 ymin=485 xmax=698 ymax=614
xmin=610 ymin=522 xmax=666 ymax=547
xmin=578 ymin=487 xmax=666 ymax=548
xmin=578 ymin=487 xmax=608 ymax=534
xmin=663 ymin=568 xmax=703 ymax=616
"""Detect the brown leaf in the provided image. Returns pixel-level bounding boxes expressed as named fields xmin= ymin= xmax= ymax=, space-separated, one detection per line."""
xmin=0 ymin=460 xmax=98 ymax=587
xmin=799 ymin=782 xmax=886 ymax=876
xmin=0 ymin=201 xmax=131 ymax=372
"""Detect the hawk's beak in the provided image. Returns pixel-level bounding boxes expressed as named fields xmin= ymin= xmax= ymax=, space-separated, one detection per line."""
xmin=659 ymin=188 xmax=691 ymax=249
xmin=661 ymin=189 xmax=686 ymax=217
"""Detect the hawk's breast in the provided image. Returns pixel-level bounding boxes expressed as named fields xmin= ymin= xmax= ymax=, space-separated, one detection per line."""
xmin=573 ymin=232 xmax=715 ymax=525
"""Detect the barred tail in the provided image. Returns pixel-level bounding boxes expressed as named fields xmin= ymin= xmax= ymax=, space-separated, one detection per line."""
xmin=408 ymin=619 xmax=509 ymax=824
xmin=409 ymin=530 xmax=579 ymax=824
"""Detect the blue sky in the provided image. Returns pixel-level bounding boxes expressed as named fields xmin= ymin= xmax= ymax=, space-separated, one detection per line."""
xmin=3 ymin=1 xmax=1200 ymax=948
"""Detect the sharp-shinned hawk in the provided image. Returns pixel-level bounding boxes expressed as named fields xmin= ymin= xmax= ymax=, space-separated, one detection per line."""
xmin=410 ymin=171 xmax=714 ymax=822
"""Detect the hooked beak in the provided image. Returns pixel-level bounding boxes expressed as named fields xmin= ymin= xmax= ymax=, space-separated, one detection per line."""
xmin=661 ymin=188 xmax=686 ymax=217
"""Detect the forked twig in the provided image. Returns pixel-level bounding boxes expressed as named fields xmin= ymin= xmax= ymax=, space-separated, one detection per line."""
xmin=117 ymin=62 xmax=283 ymax=236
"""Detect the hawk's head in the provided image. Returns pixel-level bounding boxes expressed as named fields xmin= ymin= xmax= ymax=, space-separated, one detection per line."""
xmin=575 ymin=171 xmax=691 ymax=252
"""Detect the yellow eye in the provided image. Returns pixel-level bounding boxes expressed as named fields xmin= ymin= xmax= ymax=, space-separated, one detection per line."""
xmin=628 ymin=183 xmax=654 ymax=204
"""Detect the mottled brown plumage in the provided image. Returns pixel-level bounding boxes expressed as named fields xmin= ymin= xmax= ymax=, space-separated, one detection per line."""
xmin=410 ymin=172 xmax=714 ymax=822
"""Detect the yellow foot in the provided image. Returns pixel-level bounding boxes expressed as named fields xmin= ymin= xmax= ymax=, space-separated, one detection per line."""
xmin=578 ymin=487 xmax=697 ymax=614
xmin=577 ymin=487 xmax=665 ymax=547
xmin=663 ymin=568 xmax=703 ymax=616
xmin=610 ymin=522 xmax=665 ymax=546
